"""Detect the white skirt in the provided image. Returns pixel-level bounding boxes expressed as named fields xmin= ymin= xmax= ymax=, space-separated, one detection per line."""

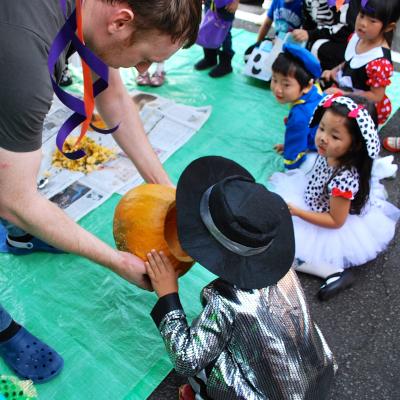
xmin=268 ymin=156 xmax=400 ymax=269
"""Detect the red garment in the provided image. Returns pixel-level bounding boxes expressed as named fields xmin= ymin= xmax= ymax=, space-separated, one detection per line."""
xmin=331 ymin=187 xmax=353 ymax=199
xmin=366 ymin=58 xmax=394 ymax=125
xmin=179 ymin=384 xmax=196 ymax=400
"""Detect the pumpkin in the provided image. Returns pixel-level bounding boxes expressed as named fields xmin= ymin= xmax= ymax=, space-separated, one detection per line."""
xmin=113 ymin=184 xmax=194 ymax=277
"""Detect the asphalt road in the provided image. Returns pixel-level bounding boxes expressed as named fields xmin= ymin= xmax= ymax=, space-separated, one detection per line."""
xmin=148 ymin=4 xmax=400 ymax=399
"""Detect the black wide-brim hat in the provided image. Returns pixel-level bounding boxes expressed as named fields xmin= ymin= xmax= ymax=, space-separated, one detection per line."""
xmin=176 ymin=156 xmax=295 ymax=290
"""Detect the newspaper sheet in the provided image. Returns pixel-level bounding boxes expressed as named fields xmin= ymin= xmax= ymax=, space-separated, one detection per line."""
xmin=39 ymin=91 xmax=211 ymax=221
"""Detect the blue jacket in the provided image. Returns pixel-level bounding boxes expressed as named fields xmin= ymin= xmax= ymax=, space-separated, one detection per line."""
xmin=283 ymin=85 xmax=324 ymax=169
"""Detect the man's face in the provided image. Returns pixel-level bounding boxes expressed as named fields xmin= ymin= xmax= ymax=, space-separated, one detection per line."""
xmin=94 ymin=30 xmax=182 ymax=70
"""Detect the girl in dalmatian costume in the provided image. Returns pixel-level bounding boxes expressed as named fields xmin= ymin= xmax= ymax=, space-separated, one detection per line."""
xmin=323 ymin=0 xmax=400 ymax=125
xmin=269 ymin=94 xmax=400 ymax=300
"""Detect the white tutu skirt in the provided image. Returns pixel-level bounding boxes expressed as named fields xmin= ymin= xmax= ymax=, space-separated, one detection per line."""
xmin=269 ymin=156 xmax=400 ymax=269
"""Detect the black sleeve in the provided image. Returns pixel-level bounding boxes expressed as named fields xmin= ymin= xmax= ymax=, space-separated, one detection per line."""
xmin=151 ymin=293 xmax=182 ymax=328
xmin=302 ymin=1 xmax=317 ymax=31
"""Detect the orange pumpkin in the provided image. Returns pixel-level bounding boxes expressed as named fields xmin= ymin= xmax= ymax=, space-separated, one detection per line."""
xmin=113 ymin=184 xmax=194 ymax=277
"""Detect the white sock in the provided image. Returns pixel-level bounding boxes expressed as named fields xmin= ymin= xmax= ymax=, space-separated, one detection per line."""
xmin=294 ymin=260 xmax=343 ymax=279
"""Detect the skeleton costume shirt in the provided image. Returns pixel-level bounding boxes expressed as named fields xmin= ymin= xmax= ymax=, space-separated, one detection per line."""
xmin=151 ymin=269 xmax=336 ymax=400
xmin=302 ymin=0 xmax=360 ymax=69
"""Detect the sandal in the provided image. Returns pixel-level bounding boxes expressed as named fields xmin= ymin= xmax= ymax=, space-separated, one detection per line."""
xmin=135 ymin=72 xmax=151 ymax=86
xmin=383 ymin=137 xmax=400 ymax=153
xmin=6 ymin=234 xmax=64 ymax=256
xmin=0 ymin=327 xmax=64 ymax=383
xmin=150 ymin=71 xmax=165 ymax=87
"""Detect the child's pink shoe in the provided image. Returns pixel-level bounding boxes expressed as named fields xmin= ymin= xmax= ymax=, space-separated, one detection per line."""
xmin=136 ymin=72 xmax=151 ymax=86
xmin=150 ymin=71 xmax=165 ymax=87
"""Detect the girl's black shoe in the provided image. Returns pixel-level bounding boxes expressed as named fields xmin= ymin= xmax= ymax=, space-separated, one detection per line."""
xmin=317 ymin=269 xmax=355 ymax=301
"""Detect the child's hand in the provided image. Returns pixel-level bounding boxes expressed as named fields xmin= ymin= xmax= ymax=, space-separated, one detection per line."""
xmin=225 ymin=0 xmax=239 ymax=13
xmin=274 ymin=143 xmax=284 ymax=154
xmin=322 ymin=69 xmax=336 ymax=83
xmin=292 ymin=29 xmax=309 ymax=43
xmin=145 ymin=250 xmax=178 ymax=298
xmin=325 ymin=86 xmax=342 ymax=95
xmin=287 ymin=202 xmax=301 ymax=217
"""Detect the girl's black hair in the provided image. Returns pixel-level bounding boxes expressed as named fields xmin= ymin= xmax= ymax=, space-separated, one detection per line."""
xmin=271 ymin=52 xmax=314 ymax=89
xmin=324 ymin=95 xmax=378 ymax=215
xmin=360 ymin=0 xmax=400 ymax=45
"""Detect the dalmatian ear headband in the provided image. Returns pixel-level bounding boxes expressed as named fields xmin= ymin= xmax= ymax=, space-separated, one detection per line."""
xmin=309 ymin=93 xmax=380 ymax=159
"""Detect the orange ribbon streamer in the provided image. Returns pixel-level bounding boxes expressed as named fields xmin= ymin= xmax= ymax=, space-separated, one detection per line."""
xmin=336 ymin=0 xmax=345 ymax=11
xmin=75 ymin=0 xmax=95 ymax=147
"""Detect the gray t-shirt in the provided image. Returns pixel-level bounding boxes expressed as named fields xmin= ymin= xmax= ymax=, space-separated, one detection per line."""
xmin=0 ymin=0 xmax=74 ymax=152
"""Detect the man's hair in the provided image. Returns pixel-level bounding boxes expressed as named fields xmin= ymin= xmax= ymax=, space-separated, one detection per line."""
xmin=104 ymin=0 xmax=202 ymax=48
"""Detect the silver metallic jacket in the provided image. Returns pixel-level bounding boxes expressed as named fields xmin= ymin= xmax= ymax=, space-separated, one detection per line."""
xmin=151 ymin=269 xmax=336 ymax=400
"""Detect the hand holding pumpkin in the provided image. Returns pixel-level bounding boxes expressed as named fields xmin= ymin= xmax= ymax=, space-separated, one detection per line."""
xmin=115 ymin=250 xmax=153 ymax=290
xmin=113 ymin=184 xmax=194 ymax=280
xmin=145 ymin=250 xmax=179 ymax=298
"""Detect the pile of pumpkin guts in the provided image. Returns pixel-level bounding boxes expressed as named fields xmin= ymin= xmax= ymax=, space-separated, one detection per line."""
xmin=52 ymin=136 xmax=116 ymax=173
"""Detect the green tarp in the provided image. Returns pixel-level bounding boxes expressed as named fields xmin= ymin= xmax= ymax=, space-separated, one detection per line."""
xmin=1 ymin=28 xmax=399 ymax=399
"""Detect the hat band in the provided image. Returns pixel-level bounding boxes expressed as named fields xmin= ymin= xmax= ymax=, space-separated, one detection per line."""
xmin=200 ymin=186 xmax=273 ymax=257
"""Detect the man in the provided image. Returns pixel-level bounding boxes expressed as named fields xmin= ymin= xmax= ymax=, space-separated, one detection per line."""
xmin=0 ymin=0 xmax=201 ymax=287
xmin=0 ymin=0 xmax=201 ymax=382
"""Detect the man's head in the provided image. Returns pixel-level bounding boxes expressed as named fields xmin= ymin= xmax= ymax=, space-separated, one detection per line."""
xmin=84 ymin=0 xmax=202 ymax=69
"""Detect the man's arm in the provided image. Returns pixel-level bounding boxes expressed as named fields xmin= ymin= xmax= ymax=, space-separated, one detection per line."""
xmin=95 ymin=68 xmax=172 ymax=186
xmin=0 ymin=146 xmax=151 ymax=289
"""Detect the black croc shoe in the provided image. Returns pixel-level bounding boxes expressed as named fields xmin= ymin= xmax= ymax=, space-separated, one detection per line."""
xmin=317 ymin=269 xmax=355 ymax=301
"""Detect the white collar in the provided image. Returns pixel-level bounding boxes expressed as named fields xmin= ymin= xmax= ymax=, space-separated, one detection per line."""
xmin=345 ymin=33 xmax=385 ymax=69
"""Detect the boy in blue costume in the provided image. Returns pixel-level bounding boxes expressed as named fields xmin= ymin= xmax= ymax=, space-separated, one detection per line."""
xmin=271 ymin=43 xmax=324 ymax=170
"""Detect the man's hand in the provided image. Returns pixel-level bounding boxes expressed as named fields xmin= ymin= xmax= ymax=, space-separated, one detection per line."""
xmin=145 ymin=250 xmax=178 ymax=298
xmin=274 ymin=143 xmax=284 ymax=154
xmin=115 ymin=251 xmax=153 ymax=290
xmin=292 ymin=29 xmax=309 ymax=43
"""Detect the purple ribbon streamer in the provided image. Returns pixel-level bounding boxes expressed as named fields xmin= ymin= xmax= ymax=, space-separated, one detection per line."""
xmin=48 ymin=1 xmax=118 ymax=160
xmin=361 ymin=0 xmax=373 ymax=12
xmin=327 ymin=0 xmax=349 ymax=8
